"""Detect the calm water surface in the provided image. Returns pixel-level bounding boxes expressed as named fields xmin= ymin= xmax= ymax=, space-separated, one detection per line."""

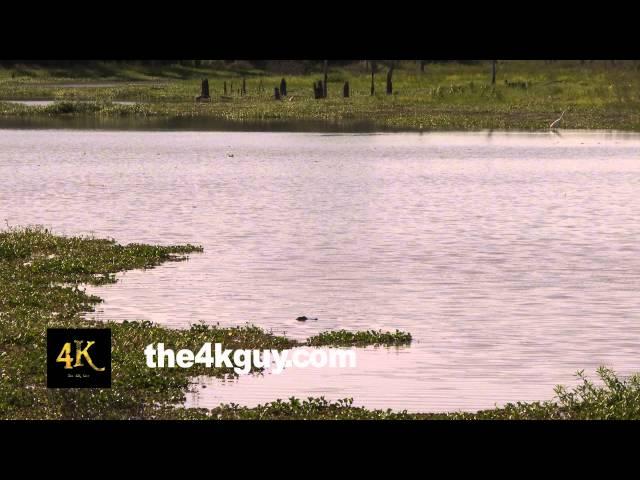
xmin=1 ymin=129 xmax=639 ymax=412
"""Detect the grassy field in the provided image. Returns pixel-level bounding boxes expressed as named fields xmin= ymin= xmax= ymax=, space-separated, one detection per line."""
xmin=2 ymin=61 xmax=640 ymax=130
xmin=2 ymin=226 xmax=640 ymax=420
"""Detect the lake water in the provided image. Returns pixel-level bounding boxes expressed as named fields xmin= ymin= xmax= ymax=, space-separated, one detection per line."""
xmin=1 ymin=128 xmax=639 ymax=412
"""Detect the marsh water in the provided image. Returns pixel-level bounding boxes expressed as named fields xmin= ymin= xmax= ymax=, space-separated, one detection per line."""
xmin=2 ymin=128 xmax=639 ymax=412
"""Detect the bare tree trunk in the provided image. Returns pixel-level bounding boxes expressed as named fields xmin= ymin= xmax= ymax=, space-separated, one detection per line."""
xmin=242 ymin=77 xmax=247 ymax=96
xmin=343 ymin=81 xmax=349 ymax=98
xmin=386 ymin=62 xmax=394 ymax=95
xmin=196 ymin=78 xmax=210 ymax=101
xmin=492 ymin=60 xmax=497 ymax=85
xmin=370 ymin=61 xmax=376 ymax=96
xmin=323 ymin=60 xmax=328 ymax=98
xmin=201 ymin=78 xmax=209 ymax=98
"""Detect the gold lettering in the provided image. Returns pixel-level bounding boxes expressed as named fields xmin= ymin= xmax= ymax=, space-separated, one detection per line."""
xmin=73 ymin=340 xmax=105 ymax=372
xmin=56 ymin=342 xmax=73 ymax=369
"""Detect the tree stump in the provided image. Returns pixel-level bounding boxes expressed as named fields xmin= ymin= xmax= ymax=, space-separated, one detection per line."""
xmin=280 ymin=78 xmax=287 ymax=96
xmin=242 ymin=77 xmax=247 ymax=96
xmin=313 ymin=81 xmax=324 ymax=99
xmin=323 ymin=60 xmax=328 ymax=98
xmin=274 ymin=87 xmax=281 ymax=100
xmin=196 ymin=78 xmax=211 ymax=102
xmin=343 ymin=81 xmax=350 ymax=98
xmin=224 ymin=81 xmax=227 ymax=95
xmin=370 ymin=61 xmax=377 ymax=96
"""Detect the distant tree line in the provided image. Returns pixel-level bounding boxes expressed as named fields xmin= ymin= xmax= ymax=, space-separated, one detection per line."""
xmin=0 ymin=60 xmax=482 ymax=70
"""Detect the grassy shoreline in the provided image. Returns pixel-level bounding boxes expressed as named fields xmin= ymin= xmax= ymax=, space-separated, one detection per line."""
xmin=2 ymin=61 xmax=640 ymax=131
xmin=2 ymin=227 xmax=639 ymax=419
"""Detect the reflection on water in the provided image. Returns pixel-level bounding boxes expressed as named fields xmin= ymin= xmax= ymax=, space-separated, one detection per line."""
xmin=1 ymin=100 xmax=139 ymax=107
xmin=0 ymin=115 xmax=383 ymax=132
xmin=1 ymin=129 xmax=639 ymax=412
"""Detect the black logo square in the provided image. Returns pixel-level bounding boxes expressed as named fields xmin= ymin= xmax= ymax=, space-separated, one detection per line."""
xmin=47 ymin=328 xmax=111 ymax=388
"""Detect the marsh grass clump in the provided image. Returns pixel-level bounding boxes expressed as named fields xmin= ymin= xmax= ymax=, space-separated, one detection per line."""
xmin=306 ymin=329 xmax=412 ymax=347
xmin=43 ymin=101 xmax=103 ymax=114
xmin=552 ymin=367 xmax=640 ymax=420
xmin=169 ymin=397 xmax=419 ymax=420
xmin=460 ymin=367 xmax=640 ymax=420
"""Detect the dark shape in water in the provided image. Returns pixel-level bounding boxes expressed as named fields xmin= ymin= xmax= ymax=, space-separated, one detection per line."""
xmin=296 ymin=316 xmax=318 ymax=322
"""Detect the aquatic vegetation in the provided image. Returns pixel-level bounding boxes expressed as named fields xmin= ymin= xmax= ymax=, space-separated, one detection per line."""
xmin=0 ymin=226 xmax=410 ymax=419
xmin=306 ymin=329 xmax=412 ymax=347
xmin=2 ymin=226 xmax=639 ymax=419
xmin=3 ymin=61 xmax=640 ymax=130
xmin=143 ymin=368 xmax=640 ymax=419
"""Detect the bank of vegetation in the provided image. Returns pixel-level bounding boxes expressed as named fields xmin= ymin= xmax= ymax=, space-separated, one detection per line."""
xmin=1 ymin=60 xmax=640 ymax=130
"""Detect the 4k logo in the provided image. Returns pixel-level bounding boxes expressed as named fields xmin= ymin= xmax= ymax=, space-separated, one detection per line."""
xmin=47 ymin=329 xmax=111 ymax=388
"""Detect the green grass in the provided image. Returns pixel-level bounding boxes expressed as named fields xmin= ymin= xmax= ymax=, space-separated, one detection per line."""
xmin=306 ymin=329 xmax=412 ymax=347
xmin=2 ymin=61 xmax=640 ymax=130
